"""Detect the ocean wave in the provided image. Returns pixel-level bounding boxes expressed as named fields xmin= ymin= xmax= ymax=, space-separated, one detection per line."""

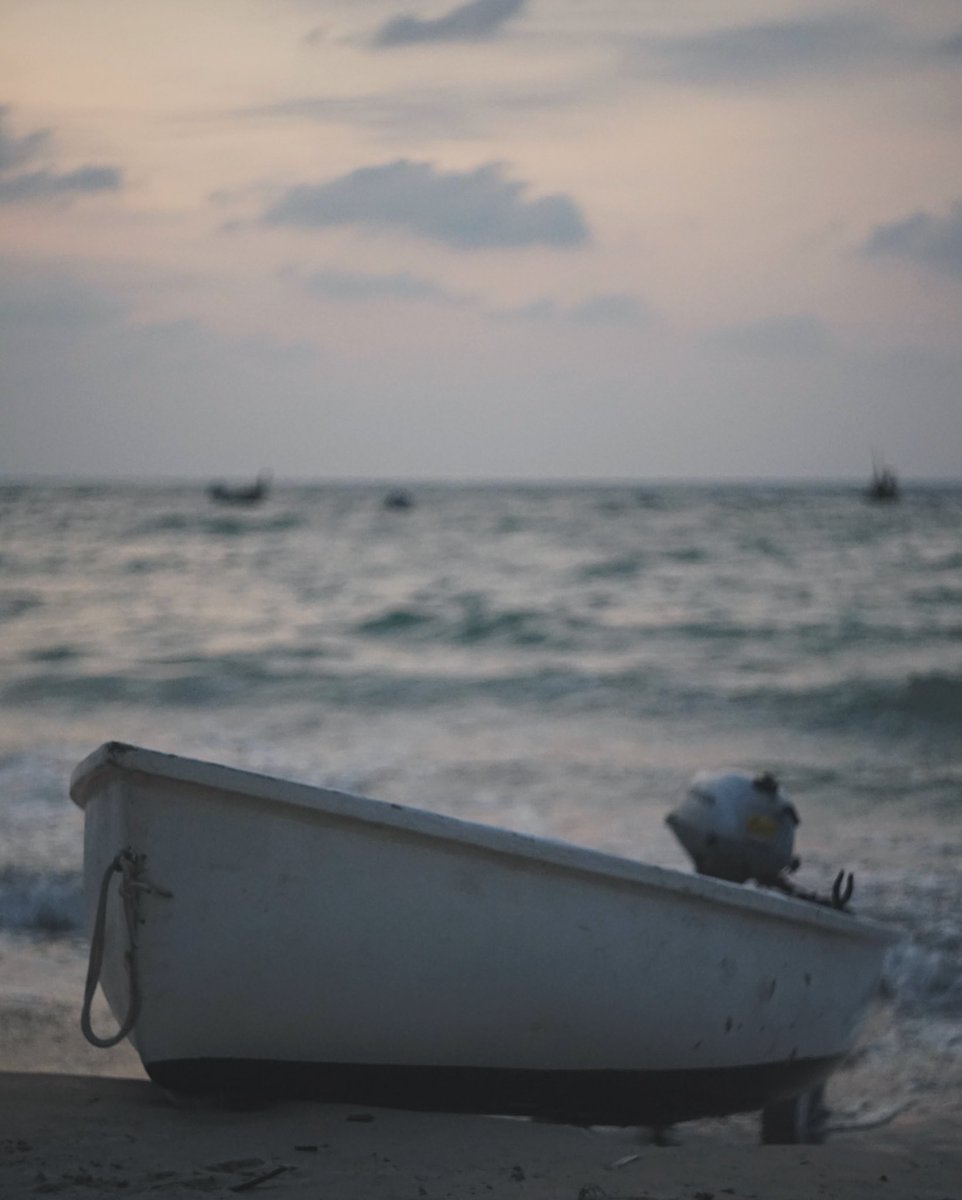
xmin=910 ymin=583 xmax=962 ymax=608
xmin=578 ymin=556 xmax=645 ymax=580
xmin=664 ymin=546 xmax=708 ymax=563
xmin=0 ymin=868 xmax=83 ymax=935
xmin=27 ymin=643 xmax=80 ymax=663
xmin=742 ymin=671 xmax=962 ymax=734
xmin=7 ymin=652 xmax=961 ymax=738
xmin=2 ymin=655 xmax=327 ymax=708
xmin=357 ymin=597 xmax=592 ymax=649
xmin=357 ymin=608 xmax=435 ymax=636
xmin=896 ymin=673 xmax=962 ymax=722
xmin=0 ymin=590 xmax=42 ymax=620
xmin=129 ymin=511 xmax=304 ymax=538
xmin=882 ymin=938 xmax=962 ymax=1017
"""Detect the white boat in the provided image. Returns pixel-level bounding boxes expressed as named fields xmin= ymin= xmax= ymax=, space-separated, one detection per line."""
xmin=71 ymin=742 xmax=894 ymax=1128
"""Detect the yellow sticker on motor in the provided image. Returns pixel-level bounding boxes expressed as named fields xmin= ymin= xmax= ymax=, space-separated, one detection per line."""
xmin=746 ymin=814 xmax=778 ymax=839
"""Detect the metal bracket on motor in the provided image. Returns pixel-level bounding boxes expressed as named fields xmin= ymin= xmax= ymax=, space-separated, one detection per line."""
xmin=769 ymin=866 xmax=855 ymax=911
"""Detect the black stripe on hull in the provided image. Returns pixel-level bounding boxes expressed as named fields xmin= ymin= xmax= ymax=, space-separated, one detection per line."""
xmin=146 ymin=1056 xmax=841 ymax=1125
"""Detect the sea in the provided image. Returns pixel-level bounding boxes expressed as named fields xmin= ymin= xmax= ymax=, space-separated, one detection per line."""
xmin=1 ymin=480 xmax=960 ymax=1123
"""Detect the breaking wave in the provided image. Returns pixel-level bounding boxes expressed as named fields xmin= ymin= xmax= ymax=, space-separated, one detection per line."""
xmin=737 ymin=672 xmax=962 ymax=737
xmin=0 ymin=868 xmax=83 ymax=935
xmin=356 ymin=597 xmax=593 ymax=649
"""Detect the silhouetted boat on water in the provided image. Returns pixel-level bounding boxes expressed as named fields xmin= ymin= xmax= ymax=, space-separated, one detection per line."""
xmin=383 ymin=489 xmax=414 ymax=510
xmin=866 ymin=461 xmax=899 ymax=502
xmin=207 ymin=473 xmax=271 ymax=505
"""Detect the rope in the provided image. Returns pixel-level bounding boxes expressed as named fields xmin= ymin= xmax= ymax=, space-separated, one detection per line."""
xmin=80 ymin=849 xmax=170 ymax=1049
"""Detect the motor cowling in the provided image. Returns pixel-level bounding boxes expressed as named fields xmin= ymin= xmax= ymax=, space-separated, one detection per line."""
xmin=666 ymin=770 xmax=799 ymax=884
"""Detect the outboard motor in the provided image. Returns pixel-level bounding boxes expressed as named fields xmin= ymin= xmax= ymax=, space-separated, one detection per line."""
xmin=666 ymin=770 xmax=799 ymax=884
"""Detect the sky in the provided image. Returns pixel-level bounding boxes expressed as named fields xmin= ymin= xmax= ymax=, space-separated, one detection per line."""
xmin=1 ymin=0 xmax=960 ymax=482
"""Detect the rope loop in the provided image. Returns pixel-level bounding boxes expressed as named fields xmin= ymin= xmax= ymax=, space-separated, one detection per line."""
xmin=80 ymin=848 xmax=171 ymax=1049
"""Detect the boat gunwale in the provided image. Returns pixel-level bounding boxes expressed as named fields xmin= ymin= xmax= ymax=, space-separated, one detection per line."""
xmin=70 ymin=741 xmax=896 ymax=946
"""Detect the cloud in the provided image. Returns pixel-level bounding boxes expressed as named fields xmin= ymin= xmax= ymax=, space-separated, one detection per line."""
xmin=863 ymin=200 xmax=962 ymax=279
xmin=568 ymin=294 xmax=649 ymax=326
xmin=633 ymin=16 xmax=881 ymax=87
xmin=0 ymin=106 xmax=123 ymax=204
xmin=303 ymin=267 xmax=468 ymax=304
xmin=711 ymin=314 xmax=833 ymax=356
xmin=506 ymin=293 xmax=649 ymax=326
xmin=0 ymin=166 xmax=122 ymax=204
xmin=247 ymin=91 xmax=477 ymax=140
xmin=373 ymin=0 xmax=524 ymax=47
xmin=0 ymin=106 xmax=50 ymax=170
xmin=299 ymin=268 xmax=645 ymax=326
xmin=242 ymin=79 xmax=574 ymax=142
xmin=262 ymin=159 xmax=589 ymax=249
xmin=0 ymin=262 xmax=121 ymax=329
xmin=303 ymin=25 xmax=329 ymax=47
xmin=933 ymin=29 xmax=962 ymax=58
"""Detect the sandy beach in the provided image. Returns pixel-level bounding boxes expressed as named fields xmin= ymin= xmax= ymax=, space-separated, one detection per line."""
xmin=2 ymin=962 xmax=960 ymax=1200
xmin=2 ymin=1067 xmax=960 ymax=1200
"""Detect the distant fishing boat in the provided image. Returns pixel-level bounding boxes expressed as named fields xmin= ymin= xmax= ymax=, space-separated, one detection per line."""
xmin=383 ymin=488 xmax=414 ymax=510
xmin=73 ymin=743 xmax=893 ymax=1136
xmin=207 ymin=472 xmax=271 ymax=505
xmin=866 ymin=460 xmax=898 ymax=502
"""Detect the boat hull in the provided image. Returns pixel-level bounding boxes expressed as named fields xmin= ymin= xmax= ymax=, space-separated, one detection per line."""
xmin=71 ymin=743 xmax=893 ymax=1124
xmin=147 ymin=1056 xmax=840 ymax=1125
